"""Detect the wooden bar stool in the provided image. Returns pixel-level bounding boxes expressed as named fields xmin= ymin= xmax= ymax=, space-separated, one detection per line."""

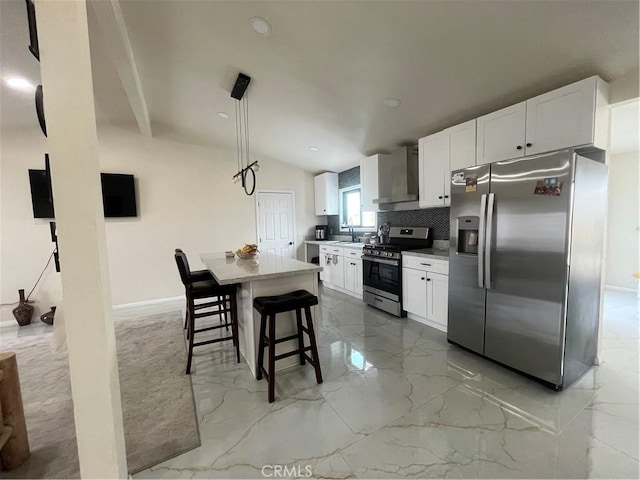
xmin=253 ymin=290 xmax=323 ymax=403
xmin=174 ymin=249 xmax=240 ymax=374
xmin=175 ymin=249 xmax=229 ymax=334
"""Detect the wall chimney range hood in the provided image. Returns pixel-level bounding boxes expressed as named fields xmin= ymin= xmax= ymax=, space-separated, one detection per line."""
xmin=373 ymin=145 xmax=419 ymax=205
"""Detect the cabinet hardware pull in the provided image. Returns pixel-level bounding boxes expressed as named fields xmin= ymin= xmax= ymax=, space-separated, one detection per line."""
xmin=526 ymin=142 xmax=532 ymax=147
xmin=438 ymin=196 xmax=443 ymax=199
xmin=427 ymin=278 xmax=431 ymax=282
xmin=516 ymin=145 xmax=523 ymax=150
xmin=444 ymin=195 xmax=449 ymax=198
xmin=421 ymin=277 xmax=425 ymax=280
xmin=420 ymin=263 xmax=431 ymax=266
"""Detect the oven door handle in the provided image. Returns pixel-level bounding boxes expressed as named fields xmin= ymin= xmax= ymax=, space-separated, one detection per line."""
xmin=362 ymin=256 xmax=400 ymax=267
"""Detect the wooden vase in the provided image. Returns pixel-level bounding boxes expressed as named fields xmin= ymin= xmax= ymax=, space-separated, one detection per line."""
xmin=12 ymin=289 xmax=34 ymax=327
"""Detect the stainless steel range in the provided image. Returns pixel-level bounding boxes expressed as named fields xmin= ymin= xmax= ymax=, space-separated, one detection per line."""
xmin=362 ymin=226 xmax=433 ymax=317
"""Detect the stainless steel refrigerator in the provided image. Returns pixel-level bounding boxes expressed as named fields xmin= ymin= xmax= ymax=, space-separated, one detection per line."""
xmin=448 ymin=150 xmax=607 ymax=390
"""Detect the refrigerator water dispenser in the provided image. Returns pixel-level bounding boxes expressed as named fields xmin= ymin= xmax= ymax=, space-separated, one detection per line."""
xmin=457 ymin=216 xmax=479 ymax=255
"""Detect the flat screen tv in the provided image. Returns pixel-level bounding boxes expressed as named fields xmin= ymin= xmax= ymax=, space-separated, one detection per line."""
xmin=28 ymin=168 xmax=54 ymax=218
xmin=100 ymin=173 xmax=137 ymax=217
xmin=28 ymin=168 xmax=137 ymax=218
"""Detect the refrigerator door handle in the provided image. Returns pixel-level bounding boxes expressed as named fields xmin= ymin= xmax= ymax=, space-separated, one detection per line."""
xmin=485 ymin=193 xmax=495 ymax=289
xmin=478 ymin=194 xmax=487 ymax=288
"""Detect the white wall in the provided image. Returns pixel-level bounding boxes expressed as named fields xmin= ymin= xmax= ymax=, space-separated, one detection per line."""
xmin=605 ymin=151 xmax=640 ymax=290
xmin=1 ymin=125 xmax=320 ymax=321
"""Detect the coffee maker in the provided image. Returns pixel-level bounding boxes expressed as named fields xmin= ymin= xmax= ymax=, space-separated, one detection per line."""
xmin=315 ymin=225 xmax=329 ymax=241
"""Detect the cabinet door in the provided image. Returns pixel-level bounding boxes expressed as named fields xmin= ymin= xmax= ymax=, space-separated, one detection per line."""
xmin=418 ymin=132 xmax=448 ymax=208
xmin=525 ymin=77 xmax=597 ymax=156
xmin=360 ymin=155 xmax=379 ymax=212
xmin=325 ymin=173 xmax=339 ymax=215
xmin=314 ymin=174 xmax=326 ymax=215
xmin=476 ymin=102 xmax=526 ymax=164
xmin=402 ymin=267 xmax=427 ymax=318
xmin=319 ymin=252 xmax=330 ymax=282
xmin=344 ymin=260 xmax=355 ymax=293
xmin=445 ymin=119 xmax=476 ymax=204
xmin=427 ymin=272 xmax=449 ymax=328
xmin=314 ymin=173 xmax=339 ymax=215
xmin=330 ymin=255 xmax=345 ymax=289
xmin=354 ymin=259 xmax=363 ymax=294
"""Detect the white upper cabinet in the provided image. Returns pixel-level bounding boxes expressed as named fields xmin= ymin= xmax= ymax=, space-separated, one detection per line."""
xmin=476 ymin=76 xmax=609 ymax=164
xmin=448 ymin=119 xmax=477 ymax=172
xmin=360 ymin=154 xmax=379 ymax=212
xmin=476 ymin=102 xmax=527 ymax=164
xmin=419 ymin=132 xmax=448 ymax=208
xmin=314 ymin=172 xmax=338 ymax=216
xmin=525 ymin=76 xmax=608 ymax=155
xmin=419 ymin=119 xmax=476 ymax=208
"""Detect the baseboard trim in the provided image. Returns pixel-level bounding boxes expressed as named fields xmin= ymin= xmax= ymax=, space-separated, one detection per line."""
xmin=1 ymin=296 xmax=184 ymax=328
xmin=604 ymin=285 xmax=637 ymax=293
xmin=112 ymin=296 xmax=184 ymax=311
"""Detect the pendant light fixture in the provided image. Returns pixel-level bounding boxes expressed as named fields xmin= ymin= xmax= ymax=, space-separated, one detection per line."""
xmin=231 ymin=72 xmax=259 ymax=195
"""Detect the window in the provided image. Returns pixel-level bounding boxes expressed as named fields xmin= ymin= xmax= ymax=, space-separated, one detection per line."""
xmin=339 ymin=185 xmax=376 ymax=229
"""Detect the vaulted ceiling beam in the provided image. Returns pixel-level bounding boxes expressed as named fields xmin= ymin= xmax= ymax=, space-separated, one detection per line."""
xmin=88 ymin=0 xmax=152 ymax=137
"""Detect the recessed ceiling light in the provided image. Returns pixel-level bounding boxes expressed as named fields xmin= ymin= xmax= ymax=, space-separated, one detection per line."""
xmin=5 ymin=76 xmax=35 ymax=92
xmin=217 ymin=111 xmax=229 ymax=119
xmin=309 ymin=146 xmax=319 ymax=151
xmin=250 ymin=17 xmax=271 ymax=36
xmin=384 ymin=98 xmax=401 ymax=108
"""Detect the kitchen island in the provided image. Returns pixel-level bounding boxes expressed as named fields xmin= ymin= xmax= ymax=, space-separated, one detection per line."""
xmin=200 ymin=252 xmax=322 ymax=378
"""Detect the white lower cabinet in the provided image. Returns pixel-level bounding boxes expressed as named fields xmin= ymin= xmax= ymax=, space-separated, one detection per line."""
xmin=402 ymin=267 xmax=428 ymax=318
xmin=319 ymin=247 xmax=331 ymax=283
xmin=320 ymin=246 xmax=363 ymax=299
xmin=427 ymin=272 xmax=449 ymax=328
xmin=402 ymin=257 xmax=449 ymax=332
xmin=329 ymin=253 xmax=345 ymax=289
xmin=344 ymin=258 xmax=363 ymax=295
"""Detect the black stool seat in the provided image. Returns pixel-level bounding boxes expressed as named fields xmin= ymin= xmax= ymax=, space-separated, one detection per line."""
xmin=253 ymin=290 xmax=318 ymax=315
xmin=190 ymin=269 xmax=214 ymax=283
xmin=254 ymin=289 xmax=322 ymax=403
xmin=191 ymin=279 xmax=237 ymax=299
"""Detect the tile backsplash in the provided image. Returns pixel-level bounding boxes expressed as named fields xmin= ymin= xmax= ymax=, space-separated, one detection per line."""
xmin=329 ymin=206 xmax=450 ymax=241
xmin=378 ymin=207 xmax=450 ymax=240
xmin=338 ymin=166 xmax=360 ymax=189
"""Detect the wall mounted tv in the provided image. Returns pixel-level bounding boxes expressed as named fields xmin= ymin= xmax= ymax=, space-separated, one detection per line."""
xmin=28 ymin=170 xmax=138 ymax=218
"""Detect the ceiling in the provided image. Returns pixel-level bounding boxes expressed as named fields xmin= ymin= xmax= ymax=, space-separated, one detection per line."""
xmin=1 ymin=0 xmax=639 ymax=173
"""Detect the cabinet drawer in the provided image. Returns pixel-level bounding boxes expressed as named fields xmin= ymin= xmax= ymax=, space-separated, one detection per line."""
xmin=402 ymin=256 xmax=449 ymax=274
xmin=319 ymin=245 xmax=331 ymax=253
xmin=344 ymin=248 xmax=362 ymax=257
xmin=330 ymin=246 xmax=344 ymax=255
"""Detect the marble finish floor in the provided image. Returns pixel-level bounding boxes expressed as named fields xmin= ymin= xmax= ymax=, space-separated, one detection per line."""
xmin=131 ymin=288 xmax=639 ymax=479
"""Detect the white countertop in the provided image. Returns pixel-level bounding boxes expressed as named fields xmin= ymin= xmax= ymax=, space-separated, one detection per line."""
xmin=200 ymin=252 xmax=322 ymax=285
xmin=304 ymin=240 xmax=365 ymax=248
xmin=403 ymin=248 xmax=450 ymax=261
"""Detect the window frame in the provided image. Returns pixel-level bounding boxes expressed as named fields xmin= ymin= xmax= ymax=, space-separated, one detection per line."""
xmin=338 ymin=185 xmax=376 ymax=232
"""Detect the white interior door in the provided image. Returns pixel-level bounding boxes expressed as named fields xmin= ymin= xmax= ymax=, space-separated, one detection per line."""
xmin=257 ymin=191 xmax=295 ymax=258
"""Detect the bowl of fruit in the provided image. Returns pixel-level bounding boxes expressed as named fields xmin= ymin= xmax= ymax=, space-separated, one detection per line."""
xmin=236 ymin=243 xmax=260 ymax=259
